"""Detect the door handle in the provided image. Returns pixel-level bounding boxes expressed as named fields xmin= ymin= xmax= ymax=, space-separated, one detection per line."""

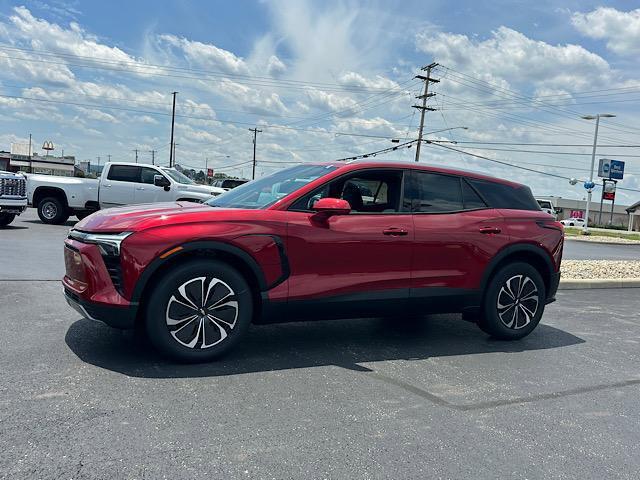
xmin=383 ymin=228 xmax=408 ymax=236
xmin=136 ymin=187 xmax=145 ymax=191
xmin=104 ymin=184 xmax=112 ymax=188
xmin=479 ymin=226 xmax=501 ymax=234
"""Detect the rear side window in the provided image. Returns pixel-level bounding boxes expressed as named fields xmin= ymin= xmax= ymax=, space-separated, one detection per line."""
xmin=406 ymin=171 xmax=463 ymax=213
xmin=468 ymin=179 xmax=541 ymax=211
xmin=107 ymin=165 xmax=140 ymax=183
xmin=462 ymin=180 xmax=487 ymax=210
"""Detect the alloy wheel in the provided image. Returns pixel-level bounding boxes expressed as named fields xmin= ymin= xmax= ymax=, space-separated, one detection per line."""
xmin=165 ymin=276 xmax=239 ymax=349
xmin=496 ymin=275 xmax=539 ymax=330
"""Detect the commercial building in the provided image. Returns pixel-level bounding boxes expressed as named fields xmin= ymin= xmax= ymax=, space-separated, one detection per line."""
xmin=8 ymin=153 xmax=76 ymax=176
xmin=536 ymin=195 xmax=639 ymax=231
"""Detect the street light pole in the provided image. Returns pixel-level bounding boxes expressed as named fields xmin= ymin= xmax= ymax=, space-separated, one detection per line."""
xmin=581 ymin=113 xmax=615 ymax=234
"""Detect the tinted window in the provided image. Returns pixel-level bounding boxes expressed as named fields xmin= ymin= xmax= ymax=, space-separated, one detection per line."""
xmin=407 ymin=171 xmax=463 ymax=213
xmin=107 ymin=165 xmax=140 ymax=183
xmin=290 ymin=169 xmax=403 ymax=213
xmin=469 ymin=179 xmax=541 ymax=211
xmin=140 ymin=167 xmax=160 ymax=184
xmin=462 ymin=180 xmax=487 ymax=210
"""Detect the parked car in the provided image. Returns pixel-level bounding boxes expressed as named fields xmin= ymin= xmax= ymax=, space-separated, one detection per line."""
xmin=0 ymin=170 xmax=27 ymax=227
xmin=560 ymin=217 xmax=585 ymax=227
xmin=212 ymin=178 xmax=248 ymax=190
xmin=63 ymin=161 xmax=563 ymax=362
xmin=27 ymin=162 xmax=226 ymax=224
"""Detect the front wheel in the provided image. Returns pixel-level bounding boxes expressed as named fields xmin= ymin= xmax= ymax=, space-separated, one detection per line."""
xmin=37 ymin=197 xmax=69 ymax=225
xmin=0 ymin=213 xmax=16 ymax=227
xmin=145 ymin=259 xmax=253 ymax=362
xmin=478 ymin=262 xmax=546 ymax=340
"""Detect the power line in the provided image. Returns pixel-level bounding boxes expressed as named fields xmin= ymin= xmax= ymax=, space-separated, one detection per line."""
xmin=424 ymin=141 xmax=640 ymax=193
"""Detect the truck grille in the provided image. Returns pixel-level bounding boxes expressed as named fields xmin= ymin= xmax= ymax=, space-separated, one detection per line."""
xmin=102 ymin=255 xmax=124 ymax=295
xmin=0 ymin=177 xmax=26 ymax=197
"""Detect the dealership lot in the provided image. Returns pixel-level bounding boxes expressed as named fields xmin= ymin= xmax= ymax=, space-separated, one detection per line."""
xmin=1 ymin=210 xmax=640 ymax=478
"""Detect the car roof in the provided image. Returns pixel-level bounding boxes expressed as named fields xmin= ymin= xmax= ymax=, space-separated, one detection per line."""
xmin=313 ymin=160 xmax=524 ymax=188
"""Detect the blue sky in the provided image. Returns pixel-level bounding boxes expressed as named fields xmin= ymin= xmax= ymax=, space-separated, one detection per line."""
xmin=0 ymin=0 xmax=639 ymax=204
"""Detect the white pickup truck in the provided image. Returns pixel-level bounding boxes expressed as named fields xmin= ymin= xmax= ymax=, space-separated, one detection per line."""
xmin=27 ymin=162 xmax=225 ymax=224
xmin=0 ymin=170 xmax=27 ymax=227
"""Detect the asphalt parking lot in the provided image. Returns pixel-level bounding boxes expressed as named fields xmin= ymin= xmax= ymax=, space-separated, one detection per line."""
xmin=2 ymin=209 xmax=640 ymax=478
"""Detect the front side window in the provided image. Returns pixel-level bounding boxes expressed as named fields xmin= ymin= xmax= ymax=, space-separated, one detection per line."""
xmin=140 ymin=167 xmax=162 ymax=185
xmin=161 ymin=168 xmax=195 ymax=185
xmin=290 ymin=169 xmax=404 ymax=213
xmin=206 ymin=164 xmax=338 ymax=209
xmin=107 ymin=165 xmax=140 ymax=183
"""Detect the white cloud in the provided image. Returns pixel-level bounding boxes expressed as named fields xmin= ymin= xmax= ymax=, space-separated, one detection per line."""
xmin=304 ymin=87 xmax=357 ymax=114
xmin=267 ymin=55 xmax=286 ymax=76
xmin=157 ymin=34 xmax=249 ymax=74
xmin=416 ymin=26 xmax=613 ymax=91
xmin=571 ymin=7 xmax=640 ymax=56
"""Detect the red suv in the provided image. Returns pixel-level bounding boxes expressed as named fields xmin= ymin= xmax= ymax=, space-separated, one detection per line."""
xmin=63 ymin=161 xmax=563 ymax=362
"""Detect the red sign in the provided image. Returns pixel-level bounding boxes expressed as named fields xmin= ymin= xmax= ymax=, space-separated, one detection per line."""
xmin=570 ymin=210 xmax=584 ymax=219
xmin=207 ymin=168 xmax=214 ymax=178
xmin=603 ymin=191 xmax=615 ymax=201
xmin=602 ymin=179 xmax=616 ymax=201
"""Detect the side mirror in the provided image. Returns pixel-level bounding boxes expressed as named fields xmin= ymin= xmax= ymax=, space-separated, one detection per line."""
xmin=312 ymin=197 xmax=351 ymax=215
xmin=154 ymin=174 xmax=171 ymax=191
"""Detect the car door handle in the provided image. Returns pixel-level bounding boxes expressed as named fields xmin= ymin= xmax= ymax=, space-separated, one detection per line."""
xmin=383 ymin=228 xmax=408 ymax=236
xmin=103 ymin=184 xmax=112 ymax=188
xmin=479 ymin=226 xmax=501 ymax=234
xmin=135 ymin=187 xmax=145 ymax=191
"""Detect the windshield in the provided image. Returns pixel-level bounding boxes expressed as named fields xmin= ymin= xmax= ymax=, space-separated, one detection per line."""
xmin=161 ymin=168 xmax=195 ymax=185
xmin=206 ymin=164 xmax=337 ymax=209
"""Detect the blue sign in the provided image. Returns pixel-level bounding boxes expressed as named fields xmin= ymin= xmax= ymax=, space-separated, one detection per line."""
xmin=609 ymin=159 xmax=625 ymax=180
xmin=584 ymin=181 xmax=595 ymax=190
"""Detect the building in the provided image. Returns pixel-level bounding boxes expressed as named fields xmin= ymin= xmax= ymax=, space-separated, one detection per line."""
xmin=0 ymin=151 xmax=10 ymax=171
xmin=626 ymin=201 xmax=640 ymax=232
xmin=536 ymin=195 xmax=639 ymax=231
xmin=7 ymin=153 xmax=76 ymax=176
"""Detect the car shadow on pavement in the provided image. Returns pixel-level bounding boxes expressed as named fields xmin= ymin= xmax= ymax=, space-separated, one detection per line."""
xmin=65 ymin=314 xmax=585 ymax=379
xmin=23 ymin=219 xmax=77 ymax=227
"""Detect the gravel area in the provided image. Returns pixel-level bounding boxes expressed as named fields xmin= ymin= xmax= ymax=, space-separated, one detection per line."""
xmin=565 ymin=235 xmax=640 ymax=245
xmin=561 ymin=260 xmax=640 ymax=279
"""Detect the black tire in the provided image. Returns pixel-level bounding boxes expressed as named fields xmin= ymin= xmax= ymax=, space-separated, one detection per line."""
xmin=478 ymin=262 xmax=546 ymax=340
xmin=145 ymin=259 xmax=253 ymax=362
xmin=37 ymin=196 xmax=69 ymax=225
xmin=0 ymin=213 xmax=16 ymax=227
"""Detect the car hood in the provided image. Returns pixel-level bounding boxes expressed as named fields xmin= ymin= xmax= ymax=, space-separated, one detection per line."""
xmin=74 ymin=201 xmax=238 ymax=233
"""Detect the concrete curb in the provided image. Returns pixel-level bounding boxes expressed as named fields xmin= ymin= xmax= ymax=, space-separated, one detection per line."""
xmin=564 ymin=237 xmax=640 ymax=246
xmin=559 ymin=278 xmax=640 ymax=290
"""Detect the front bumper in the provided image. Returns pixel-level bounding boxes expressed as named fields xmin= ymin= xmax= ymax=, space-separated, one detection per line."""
xmin=0 ymin=198 xmax=27 ymax=214
xmin=64 ymin=288 xmax=136 ymax=329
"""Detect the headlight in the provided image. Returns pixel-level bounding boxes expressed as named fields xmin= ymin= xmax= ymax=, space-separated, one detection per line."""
xmin=68 ymin=230 xmax=132 ymax=256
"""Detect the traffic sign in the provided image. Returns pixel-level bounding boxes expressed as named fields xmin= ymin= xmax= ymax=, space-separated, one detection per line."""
xmin=207 ymin=168 xmax=214 ymax=178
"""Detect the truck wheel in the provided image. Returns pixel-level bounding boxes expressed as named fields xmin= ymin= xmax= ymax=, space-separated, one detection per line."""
xmin=0 ymin=213 xmax=16 ymax=227
xmin=37 ymin=197 xmax=69 ymax=225
xmin=478 ymin=262 xmax=546 ymax=340
xmin=145 ymin=259 xmax=253 ymax=363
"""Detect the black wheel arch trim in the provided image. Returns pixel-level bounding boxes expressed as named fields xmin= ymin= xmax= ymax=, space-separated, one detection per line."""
xmin=130 ymin=236 xmax=289 ymax=305
xmin=33 ymin=186 xmax=69 ymax=207
xmin=480 ymin=243 xmax=555 ymax=297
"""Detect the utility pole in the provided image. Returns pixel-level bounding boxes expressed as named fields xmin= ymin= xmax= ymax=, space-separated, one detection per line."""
xmin=169 ymin=91 xmax=178 ymax=167
xmin=133 ymin=149 xmax=139 ymax=163
xmin=172 ymin=143 xmax=179 ymax=167
xmin=413 ymin=62 xmax=439 ymax=162
xmin=249 ymin=128 xmax=262 ymax=180
xmin=97 ymin=156 xmax=101 ymax=167
xmin=107 ymin=154 xmax=111 ymax=164
xmin=149 ymin=150 xmax=156 ymax=165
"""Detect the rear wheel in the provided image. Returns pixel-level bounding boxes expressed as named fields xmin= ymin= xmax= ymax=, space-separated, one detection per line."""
xmin=0 ymin=213 xmax=16 ymax=227
xmin=145 ymin=259 xmax=253 ymax=362
xmin=37 ymin=197 xmax=69 ymax=225
xmin=478 ymin=262 xmax=546 ymax=340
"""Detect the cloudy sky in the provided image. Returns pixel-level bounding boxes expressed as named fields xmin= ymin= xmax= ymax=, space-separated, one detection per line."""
xmin=0 ymin=0 xmax=639 ymax=203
